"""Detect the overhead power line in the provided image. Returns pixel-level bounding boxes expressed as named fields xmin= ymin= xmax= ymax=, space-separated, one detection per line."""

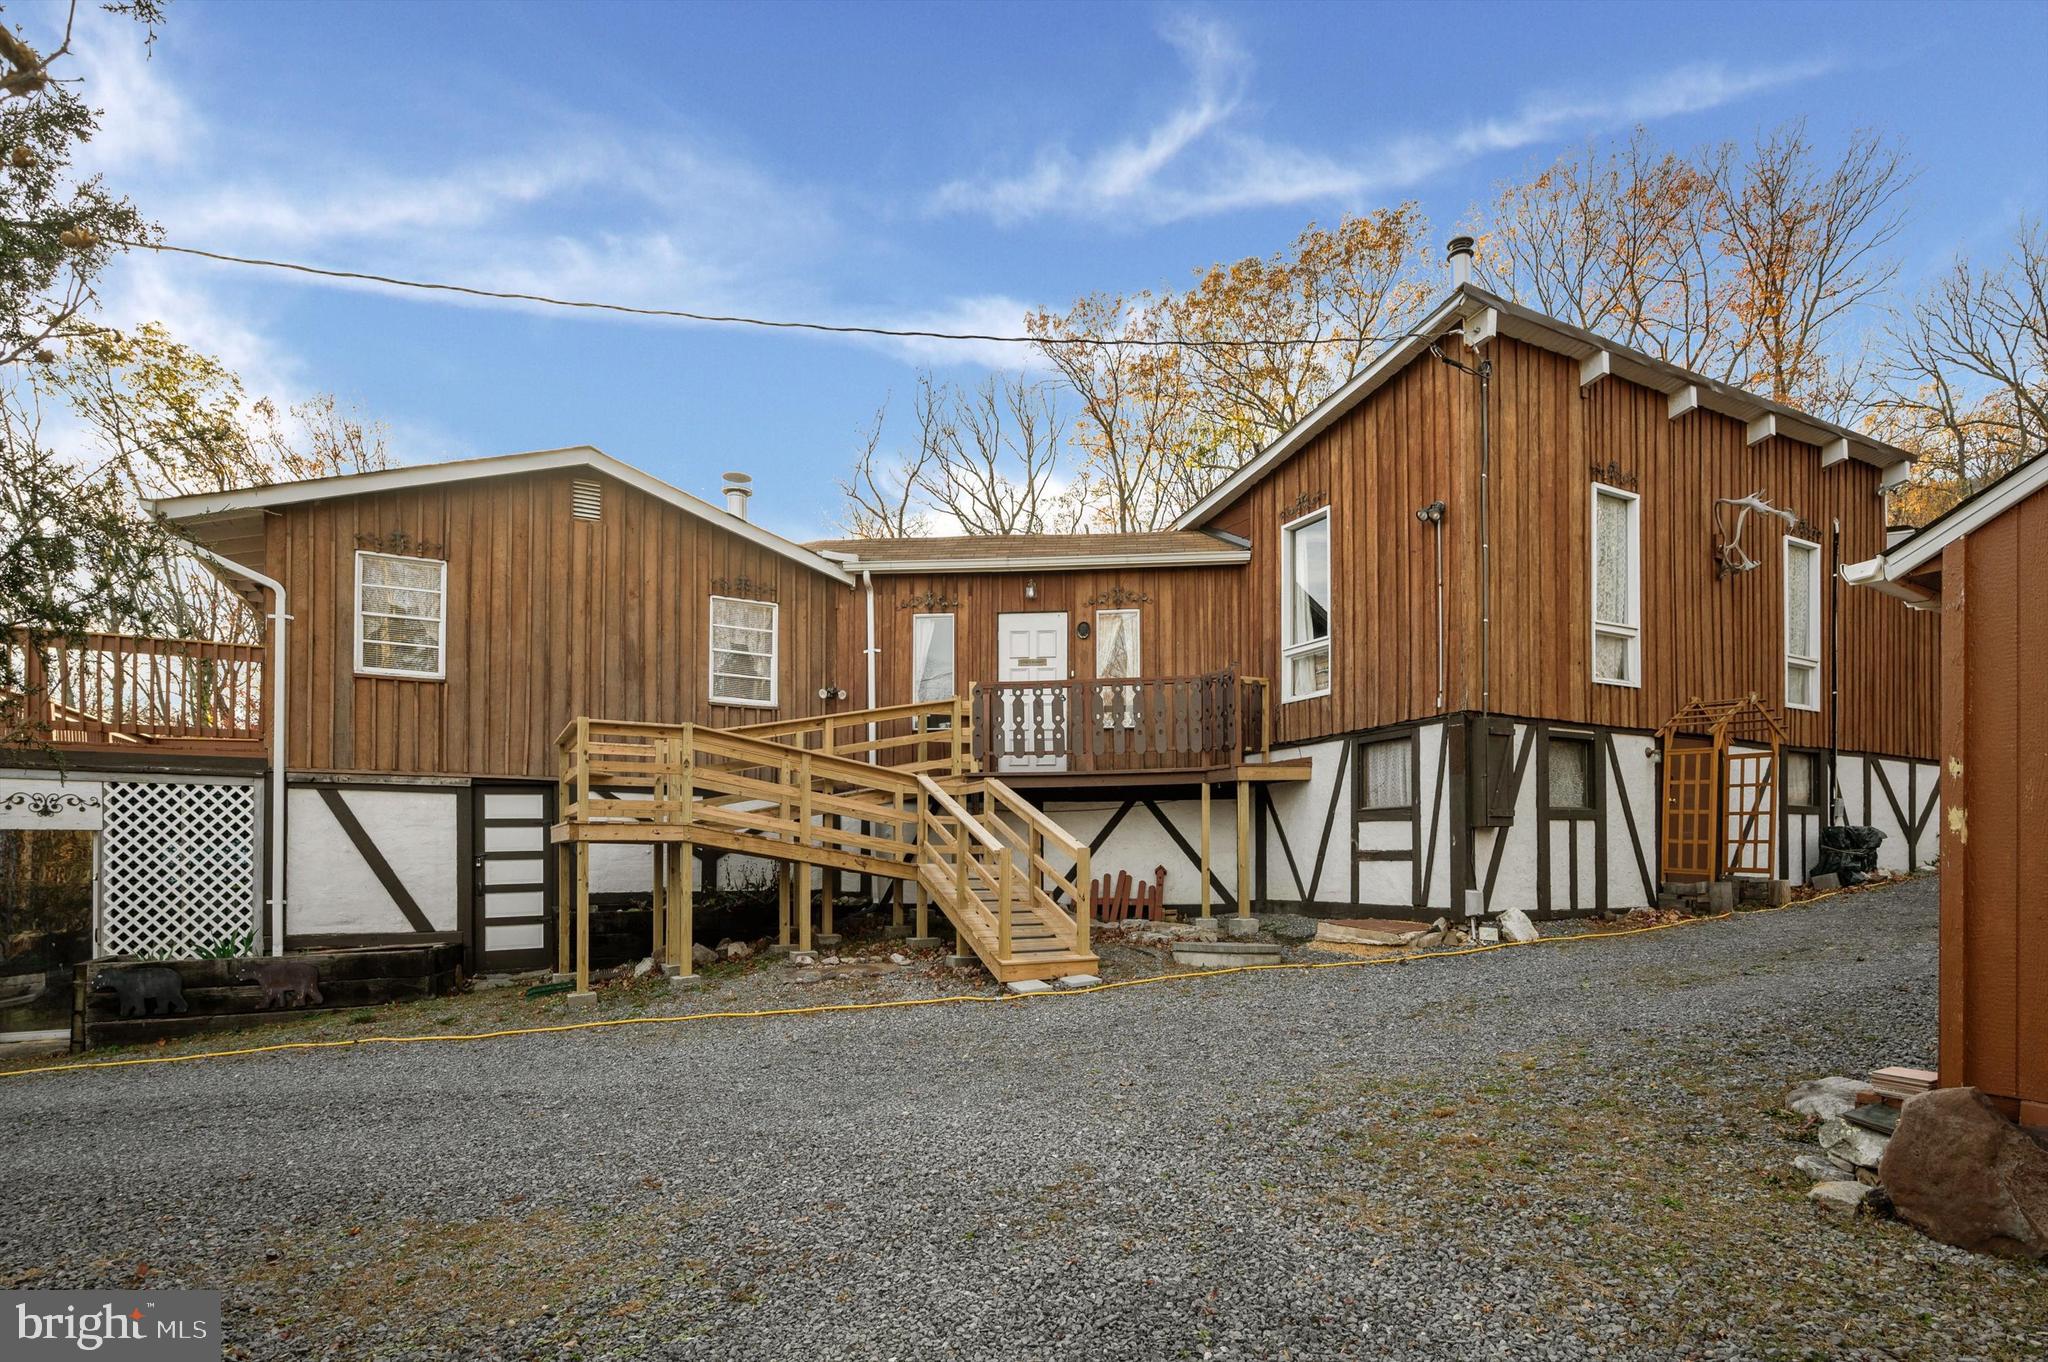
xmin=114 ymin=238 xmax=1432 ymax=352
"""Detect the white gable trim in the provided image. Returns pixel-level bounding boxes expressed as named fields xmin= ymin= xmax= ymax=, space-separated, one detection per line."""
xmin=1849 ymin=453 xmax=2048 ymax=584
xmin=143 ymin=446 xmax=855 ymax=585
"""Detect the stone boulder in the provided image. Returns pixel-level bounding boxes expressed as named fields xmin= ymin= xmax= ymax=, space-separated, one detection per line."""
xmin=1809 ymin=1180 xmax=1875 ymax=1215
xmin=1495 ymin=908 xmax=1539 ymax=944
xmin=1880 ymin=1087 xmax=2048 ymax=1261
xmin=692 ymin=942 xmax=718 ymax=968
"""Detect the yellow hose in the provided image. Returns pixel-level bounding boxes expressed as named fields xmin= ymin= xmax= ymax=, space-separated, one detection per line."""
xmin=5 ymin=883 xmax=1883 ymax=1082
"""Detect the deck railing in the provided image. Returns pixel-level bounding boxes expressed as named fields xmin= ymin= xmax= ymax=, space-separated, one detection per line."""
xmin=7 ymin=630 xmax=266 ymax=750
xmin=973 ymin=667 xmax=1269 ymax=774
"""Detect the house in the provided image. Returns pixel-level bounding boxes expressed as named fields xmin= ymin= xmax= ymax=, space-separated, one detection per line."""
xmin=1844 ymin=452 xmax=2048 ymax=1128
xmin=2 ymin=253 xmax=1942 ymax=986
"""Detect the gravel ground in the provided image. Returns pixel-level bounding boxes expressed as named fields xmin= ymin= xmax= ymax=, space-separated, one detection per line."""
xmin=3 ymin=876 xmax=2043 ymax=1361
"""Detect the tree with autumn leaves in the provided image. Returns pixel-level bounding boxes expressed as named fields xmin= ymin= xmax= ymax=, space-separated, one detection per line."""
xmin=844 ymin=121 xmax=2040 ymax=536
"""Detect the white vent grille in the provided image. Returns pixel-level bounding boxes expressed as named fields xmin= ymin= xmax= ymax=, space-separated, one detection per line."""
xmin=99 ymin=777 xmax=260 ymax=957
xmin=571 ymin=478 xmax=602 ymax=521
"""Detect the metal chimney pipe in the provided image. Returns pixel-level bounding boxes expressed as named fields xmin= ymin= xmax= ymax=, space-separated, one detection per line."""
xmin=1446 ymin=235 xmax=1475 ymax=289
xmin=722 ymin=471 xmax=753 ymax=520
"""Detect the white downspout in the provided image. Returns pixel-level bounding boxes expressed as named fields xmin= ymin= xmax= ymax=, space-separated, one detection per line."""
xmin=862 ymin=570 xmax=878 ymax=763
xmin=188 ymin=544 xmax=289 ymax=958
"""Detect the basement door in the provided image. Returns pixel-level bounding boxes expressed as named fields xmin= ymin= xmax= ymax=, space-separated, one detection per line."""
xmin=1661 ymin=744 xmax=1718 ymax=883
xmin=470 ymin=785 xmax=554 ymax=972
xmin=996 ymin=611 xmax=1069 ymax=772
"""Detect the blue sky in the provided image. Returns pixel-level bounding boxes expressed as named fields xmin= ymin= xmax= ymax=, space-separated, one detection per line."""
xmin=54 ymin=0 xmax=2048 ymax=539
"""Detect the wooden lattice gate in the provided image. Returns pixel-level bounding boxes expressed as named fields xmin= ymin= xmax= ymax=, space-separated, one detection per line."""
xmin=98 ymin=774 xmax=262 ymax=957
xmin=1724 ymin=750 xmax=1777 ymax=876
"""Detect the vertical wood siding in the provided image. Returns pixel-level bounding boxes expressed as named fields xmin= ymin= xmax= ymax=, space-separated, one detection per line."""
xmin=1203 ymin=336 xmax=1938 ymax=759
xmin=271 ymin=469 xmax=848 ymax=778
xmin=1939 ymin=483 xmax=2048 ymax=1120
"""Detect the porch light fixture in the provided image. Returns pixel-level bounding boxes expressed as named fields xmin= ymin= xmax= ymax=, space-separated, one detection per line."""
xmin=1024 ymin=577 xmax=1038 ymax=600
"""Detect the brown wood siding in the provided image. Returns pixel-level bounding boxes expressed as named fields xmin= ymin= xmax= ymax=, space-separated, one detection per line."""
xmin=1939 ymin=483 xmax=2048 ymax=1122
xmin=271 ymin=468 xmax=848 ymax=778
xmin=841 ymin=565 xmax=1247 ymax=706
xmin=1201 ymin=335 xmax=1937 ymax=759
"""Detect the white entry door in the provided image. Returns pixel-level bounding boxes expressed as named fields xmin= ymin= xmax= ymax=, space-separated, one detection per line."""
xmin=997 ymin=612 xmax=1069 ymax=772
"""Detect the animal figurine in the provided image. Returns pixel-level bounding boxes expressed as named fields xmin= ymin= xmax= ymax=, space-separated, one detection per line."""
xmin=90 ymin=965 xmax=188 ymax=1019
xmin=234 ymin=958 xmax=324 ymax=1009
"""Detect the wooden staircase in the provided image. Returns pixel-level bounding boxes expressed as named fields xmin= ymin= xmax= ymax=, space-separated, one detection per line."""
xmin=553 ymin=700 xmax=1097 ymax=987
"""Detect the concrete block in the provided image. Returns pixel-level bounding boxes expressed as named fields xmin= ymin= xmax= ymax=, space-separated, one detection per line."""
xmin=1811 ymin=872 xmax=1842 ymax=891
xmin=815 ymin=933 xmax=844 ymax=949
xmin=1172 ymin=940 xmax=1282 ymax=969
xmin=566 ymin=991 xmax=598 ymax=1005
xmin=1006 ymin=979 xmax=1054 ymax=995
xmin=1706 ymin=881 xmax=1737 ymax=911
xmin=904 ymin=937 xmax=944 ymax=950
xmin=1769 ymin=879 xmax=1793 ymax=906
xmin=946 ymin=955 xmax=980 ymax=970
xmin=1055 ymin=974 xmax=1103 ymax=988
xmin=880 ymin=925 xmax=913 ymax=939
xmin=1223 ymin=916 xmax=1260 ymax=939
xmin=667 ymin=973 xmax=703 ymax=992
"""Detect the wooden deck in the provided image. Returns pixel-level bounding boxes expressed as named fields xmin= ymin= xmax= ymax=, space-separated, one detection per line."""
xmin=974 ymin=668 xmax=1270 ymax=776
xmin=7 ymin=630 xmax=266 ymax=755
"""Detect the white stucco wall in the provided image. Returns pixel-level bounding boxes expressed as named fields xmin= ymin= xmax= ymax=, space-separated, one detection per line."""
xmin=287 ymin=786 xmax=459 ymax=935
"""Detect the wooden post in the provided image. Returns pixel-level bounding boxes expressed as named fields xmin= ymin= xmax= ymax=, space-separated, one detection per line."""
xmin=1235 ymin=778 xmax=1252 ymax=917
xmin=777 ymin=862 xmax=792 ymax=948
xmin=1199 ymin=780 xmax=1213 ymax=921
xmin=651 ymin=842 xmax=667 ymax=961
xmin=677 ymin=841 xmax=695 ymax=975
xmin=573 ymin=837 xmax=591 ymax=997
xmin=1075 ymin=845 xmax=1092 ymax=955
xmin=554 ymin=840 xmax=571 ymax=976
xmin=798 ymin=755 xmax=814 ymax=951
xmin=821 ymin=817 xmax=837 ymax=940
xmin=914 ymin=878 xmax=929 ymax=941
xmin=797 ymin=865 xmax=813 ymax=953
xmin=996 ymin=849 xmax=1013 ymax=959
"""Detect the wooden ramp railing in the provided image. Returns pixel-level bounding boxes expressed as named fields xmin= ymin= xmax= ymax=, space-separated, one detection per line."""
xmin=914 ymin=774 xmax=1096 ymax=984
xmin=552 ymin=700 xmax=1094 ymax=992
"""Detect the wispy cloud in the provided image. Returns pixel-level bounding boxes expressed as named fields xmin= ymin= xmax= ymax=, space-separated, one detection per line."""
xmin=929 ymin=16 xmax=1832 ymax=226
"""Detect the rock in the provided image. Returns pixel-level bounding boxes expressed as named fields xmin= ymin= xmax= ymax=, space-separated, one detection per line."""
xmin=1794 ymin=1152 xmax=1851 ymax=1183
xmin=888 ymin=953 xmax=910 ymax=966
xmin=821 ymin=955 xmax=840 ymax=965
xmin=1495 ymin=908 xmax=1539 ymax=944
xmin=786 ymin=952 xmax=816 ymax=967
xmin=1819 ymin=1115 xmax=1891 ymax=1171
xmin=691 ymin=943 xmax=717 ymax=967
xmin=720 ymin=941 xmax=753 ymax=961
xmin=1809 ymin=1180 xmax=1875 ymax=1215
xmin=1787 ymin=1076 xmax=1866 ymax=1122
xmin=1880 ymin=1086 xmax=2048 ymax=1260
xmin=631 ymin=956 xmax=658 ymax=978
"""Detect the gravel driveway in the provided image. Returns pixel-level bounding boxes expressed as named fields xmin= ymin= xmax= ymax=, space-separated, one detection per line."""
xmin=4 ymin=877 xmax=2043 ymax=1361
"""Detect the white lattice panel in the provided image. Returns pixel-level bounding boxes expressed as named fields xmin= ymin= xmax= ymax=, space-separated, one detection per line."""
xmin=100 ymin=778 xmax=260 ymax=958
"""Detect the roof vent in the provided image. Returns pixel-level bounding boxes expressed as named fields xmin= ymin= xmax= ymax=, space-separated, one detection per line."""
xmin=722 ymin=471 xmax=753 ymax=521
xmin=571 ymin=478 xmax=602 ymax=521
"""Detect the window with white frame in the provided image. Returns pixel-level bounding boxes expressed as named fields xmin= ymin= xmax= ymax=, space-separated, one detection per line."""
xmin=1591 ymin=485 xmax=1640 ymax=686
xmin=1784 ymin=536 xmax=1821 ymax=711
xmin=355 ymin=551 xmax=446 ymax=678
xmin=1094 ymin=608 xmax=1140 ymax=727
xmin=709 ymin=596 xmax=778 ymax=707
xmin=911 ymin=612 xmax=955 ymax=727
xmin=1281 ymin=508 xmax=1331 ymax=701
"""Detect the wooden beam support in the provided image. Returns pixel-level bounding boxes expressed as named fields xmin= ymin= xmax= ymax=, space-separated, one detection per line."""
xmin=1235 ymin=779 xmax=1253 ymax=917
xmin=1881 ymin=459 xmax=1913 ymax=490
xmin=1746 ymin=413 xmax=1777 ymax=446
xmin=1667 ymin=385 xmax=1699 ymax=420
xmin=676 ymin=840 xmax=695 ymax=977
xmin=1821 ymin=437 xmax=1850 ymax=468
xmin=776 ymin=862 xmax=791 ymax=947
xmin=572 ymin=838 xmax=591 ymax=998
xmin=1579 ymin=350 xmax=1611 ymax=388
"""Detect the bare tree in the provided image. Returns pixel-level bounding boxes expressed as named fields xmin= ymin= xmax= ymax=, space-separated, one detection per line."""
xmin=1873 ymin=218 xmax=2047 ymax=522
xmin=835 ymin=386 xmax=935 ymax=538
xmin=923 ymin=373 xmax=1072 ymax=535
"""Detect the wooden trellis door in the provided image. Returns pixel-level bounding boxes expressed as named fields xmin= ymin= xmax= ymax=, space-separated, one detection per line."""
xmin=1661 ymin=744 xmax=1718 ymax=882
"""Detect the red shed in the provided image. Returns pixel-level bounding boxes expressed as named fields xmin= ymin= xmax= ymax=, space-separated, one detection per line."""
xmin=1847 ymin=455 xmax=2048 ymax=1128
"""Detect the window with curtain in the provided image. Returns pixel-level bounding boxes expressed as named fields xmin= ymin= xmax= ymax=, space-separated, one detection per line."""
xmin=1784 ymin=750 xmax=1820 ymax=809
xmin=1094 ymin=608 xmax=1140 ymax=727
xmin=1547 ymin=735 xmax=1594 ymax=812
xmin=1592 ymin=486 xmax=1640 ymax=686
xmin=1282 ymin=509 xmax=1331 ymax=700
xmin=709 ymin=596 xmax=777 ymax=706
xmin=1358 ymin=734 xmax=1413 ymax=811
xmin=355 ymin=551 xmax=446 ymax=678
xmin=1785 ymin=537 xmax=1820 ymax=711
xmin=911 ymin=613 xmax=955 ymax=728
